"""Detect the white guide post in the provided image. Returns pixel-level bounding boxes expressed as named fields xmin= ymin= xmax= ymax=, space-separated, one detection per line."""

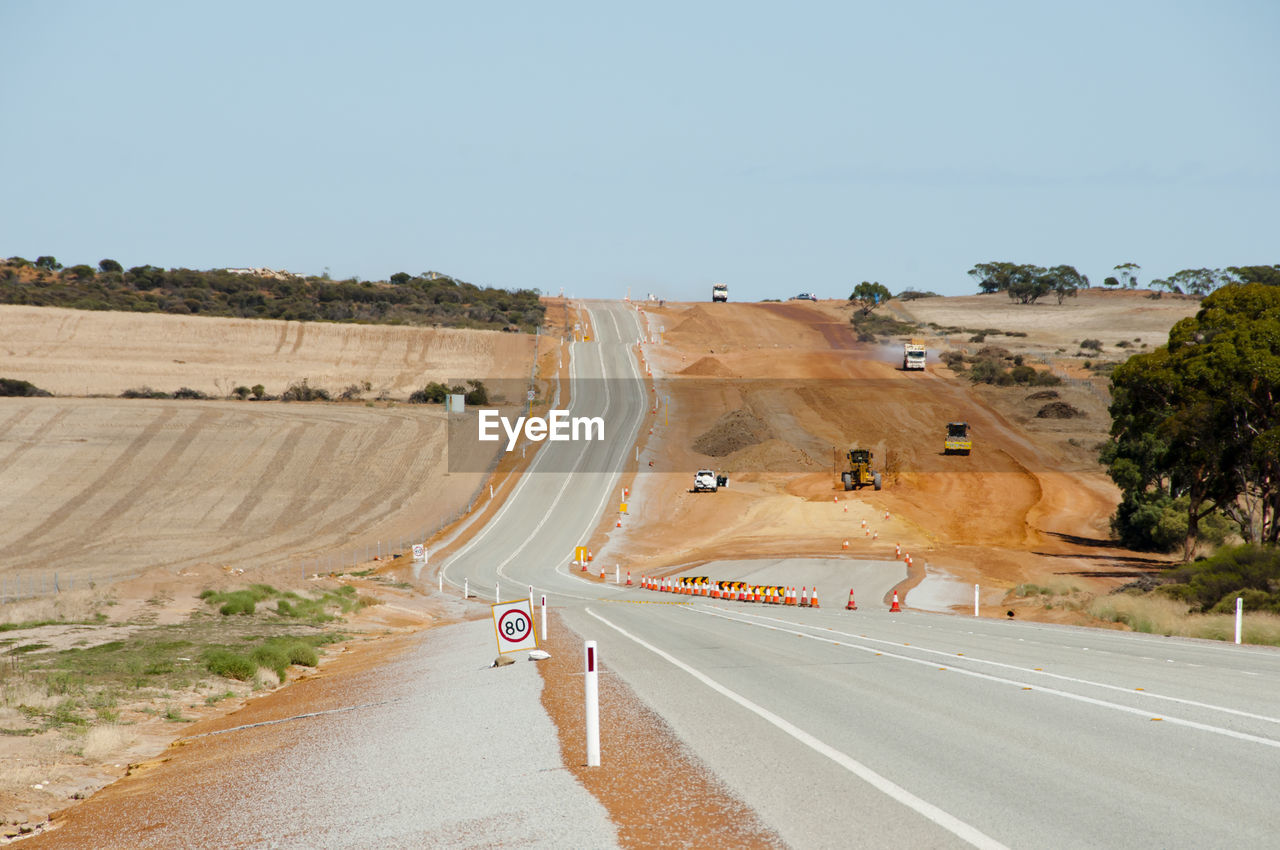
xmin=584 ymin=640 xmax=600 ymax=766
xmin=438 ymin=572 xmax=443 ymax=593
xmin=541 ymin=594 xmax=547 ymax=639
xmin=1235 ymin=597 xmax=1243 ymax=645
xmin=974 ymin=584 xmax=980 ymax=617
xmin=495 ymin=580 xmax=500 ymax=603
xmin=464 ymin=578 xmax=469 ymax=599
xmin=615 ymin=564 xmax=620 ymax=584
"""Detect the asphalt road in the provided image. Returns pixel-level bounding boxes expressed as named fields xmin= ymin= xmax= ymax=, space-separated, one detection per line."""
xmin=442 ymin=301 xmax=1280 ymax=849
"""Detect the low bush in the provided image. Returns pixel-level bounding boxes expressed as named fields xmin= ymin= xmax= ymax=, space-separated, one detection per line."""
xmin=280 ymin=380 xmax=330 ymax=402
xmin=0 ymin=377 xmax=52 ymax=397
xmin=121 ymin=386 xmax=170 ymax=399
xmin=203 ymin=649 xmax=257 ymax=680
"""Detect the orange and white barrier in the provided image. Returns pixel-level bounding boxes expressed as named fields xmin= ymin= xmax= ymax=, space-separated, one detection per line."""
xmin=846 ymin=589 xmax=857 ymax=611
xmin=890 ymin=591 xmax=901 ymax=612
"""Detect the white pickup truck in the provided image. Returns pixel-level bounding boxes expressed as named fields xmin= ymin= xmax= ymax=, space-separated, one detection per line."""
xmin=693 ymin=469 xmax=729 ymax=492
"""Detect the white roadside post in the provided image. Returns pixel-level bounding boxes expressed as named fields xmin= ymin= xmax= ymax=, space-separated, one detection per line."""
xmin=974 ymin=584 xmax=980 ymax=617
xmin=438 ymin=572 xmax=443 ymax=593
xmin=1235 ymin=597 xmax=1243 ymax=645
xmin=584 ymin=641 xmax=600 ymax=767
xmin=541 ymin=595 xmax=547 ymax=639
xmin=615 ymin=565 xmax=620 ymax=584
xmin=529 ymin=585 xmax=534 ymax=608
xmin=464 ymin=578 xmax=469 ymax=599
xmin=495 ymin=581 xmax=500 ymax=603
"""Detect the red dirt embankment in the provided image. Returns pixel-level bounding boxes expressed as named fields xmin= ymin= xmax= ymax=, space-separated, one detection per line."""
xmin=583 ymin=297 xmax=1175 ymax=615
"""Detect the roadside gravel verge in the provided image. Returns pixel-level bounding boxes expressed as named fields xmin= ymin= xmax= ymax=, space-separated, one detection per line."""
xmin=24 ymin=619 xmax=618 ymax=849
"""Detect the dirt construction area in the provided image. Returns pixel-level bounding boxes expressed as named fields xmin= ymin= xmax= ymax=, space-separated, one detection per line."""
xmin=596 ymin=290 xmax=1201 ymax=614
xmin=1 ymin=291 xmax=1203 ymax=839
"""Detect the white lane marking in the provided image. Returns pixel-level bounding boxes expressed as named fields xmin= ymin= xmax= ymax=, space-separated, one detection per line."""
xmin=714 ymin=607 xmax=1280 ymax=727
xmin=691 ymin=607 xmax=1280 ymax=750
xmin=586 ymin=608 xmax=1010 ymax=850
xmin=440 ymin=340 xmax=582 ymax=582
xmin=452 ymin=302 xmax=647 ymax=601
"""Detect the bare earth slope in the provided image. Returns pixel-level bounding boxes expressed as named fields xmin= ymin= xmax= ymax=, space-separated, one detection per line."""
xmin=0 ymin=306 xmax=543 ymax=582
xmin=0 ymin=304 xmax=534 ymax=398
xmin=600 ymin=292 xmax=1199 ymax=616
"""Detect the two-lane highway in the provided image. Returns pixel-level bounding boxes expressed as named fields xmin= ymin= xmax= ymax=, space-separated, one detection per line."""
xmin=443 ymin=301 xmax=1280 ymax=849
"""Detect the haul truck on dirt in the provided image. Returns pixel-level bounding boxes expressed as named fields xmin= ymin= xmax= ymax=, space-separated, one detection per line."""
xmin=712 ymin=283 xmax=728 ymax=302
xmin=903 ymin=339 xmax=926 ymax=371
xmin=944 ymin=422 xmax=972 ymax=455
xmin=693 ymin=469 xmax=729 ymax=492
xmin=841 ymin=449 xmax=882 ymax=491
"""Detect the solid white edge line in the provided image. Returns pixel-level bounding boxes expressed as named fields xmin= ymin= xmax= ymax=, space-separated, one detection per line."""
xmin=691 ymin=606 xmax=1280 ymax=751
xmin=585 ymin=607 xmax=1011 ymax=850
xmin=722 ymin=607 xmax=1280 ymax=727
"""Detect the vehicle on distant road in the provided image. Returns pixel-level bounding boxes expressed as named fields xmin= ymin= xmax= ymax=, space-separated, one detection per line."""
xmin=790 ymin=293 xmax=818 ymax=302
xmin=712 ymin=283 xmax=728 ymax=303
xmin=903 ymin=339 xmax=926 ymax=371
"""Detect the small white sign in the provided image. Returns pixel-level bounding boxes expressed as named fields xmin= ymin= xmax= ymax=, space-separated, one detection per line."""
xmin=491 ymin=600 xmax=538 ymax=653
xmin=527 ymin=389 xmax=535 ymax=402
xmin=412 ymin=544 xmax=425 ymax=562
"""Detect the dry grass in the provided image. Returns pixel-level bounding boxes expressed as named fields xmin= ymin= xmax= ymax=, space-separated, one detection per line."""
xmin=0 ymin=589 xmax=111 ymax=628
xmin=1 ymin=680 xmax=61 ymax=712
xmin=80 ymin=724 xmax=137 ymax=761
xmin=252 ymin=668 xmax=281 ymax=690
xmin=1087 ymin=594 xmax=1280 ymax=645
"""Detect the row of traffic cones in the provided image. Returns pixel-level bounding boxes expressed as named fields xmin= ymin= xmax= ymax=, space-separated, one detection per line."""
xmin=639 ymin=577 xmax=822 ymax=607
xmin=639 ymin=578 xmax=905 ymax=613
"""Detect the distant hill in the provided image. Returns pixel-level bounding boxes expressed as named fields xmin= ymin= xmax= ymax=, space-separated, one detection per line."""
xmin=0 ymin=258 xmax=544 ymax=332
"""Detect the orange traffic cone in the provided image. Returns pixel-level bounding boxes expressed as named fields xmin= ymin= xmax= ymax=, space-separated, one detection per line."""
xmin=617 ymin=518 xmax=622 ymax=527
xmin=800 ymin=587 xmax=809 ymax=607
xmin=810 ymin=588 xmax=820 ymax=609
xmin=890 ymin=591 xmax=901 ymax=612
xmin=846 ymin=589 xmax=858 ymax=610
xmin=626 ymin=571 xmax=632 ymax=586
xmin=842 ymin=539 xmax=849 ymax=550
xmin=599 ymin=567 xmax=605 ymax=579
xmin=895 ymin=543 xmax=901 ymax=558
xmin=587 ymin=550 xmax=594 ymax=562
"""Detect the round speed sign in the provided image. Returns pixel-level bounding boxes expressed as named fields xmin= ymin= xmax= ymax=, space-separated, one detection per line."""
xmin=497 ymin=609 xmax=532 ymax=644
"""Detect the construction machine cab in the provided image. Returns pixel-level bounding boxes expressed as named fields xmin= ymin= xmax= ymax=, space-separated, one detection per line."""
xmin=841 ymin=449 xmax=882 ymax=491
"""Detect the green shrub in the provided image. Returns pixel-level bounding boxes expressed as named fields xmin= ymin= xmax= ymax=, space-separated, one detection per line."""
xmin=173 ymin=387 xmax=209 ymax=399
xmin=1080 ymin=338 xmax=1103 ymax=352
xmin=280 ymin=380 xmax=330 ymax=402
xmin=250 ymin=645 xmax=291 ymax=680
xmin=204 ymin=649 xmax=257 ymax=680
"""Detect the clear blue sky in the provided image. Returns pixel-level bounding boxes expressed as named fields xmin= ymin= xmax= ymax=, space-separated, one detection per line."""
xmin=2 ymin=1 xmax=1276 ymax=301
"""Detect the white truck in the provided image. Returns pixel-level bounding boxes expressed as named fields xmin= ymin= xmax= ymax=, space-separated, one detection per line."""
xmin=693 ymin=469 xmax=729 ymax=492
xmin=903 ymin=339 xmax=926 ymax=371
xmin=712 ymin=283 xmax=728 ymax=303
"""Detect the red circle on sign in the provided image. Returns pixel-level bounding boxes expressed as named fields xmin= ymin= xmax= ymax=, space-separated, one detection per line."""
xmin=497 ymin=609 xmax=532 ymax=643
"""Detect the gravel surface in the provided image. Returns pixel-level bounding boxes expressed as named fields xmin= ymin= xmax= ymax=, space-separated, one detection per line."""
xmin=25 ymin=619 xmax=619 ymax=849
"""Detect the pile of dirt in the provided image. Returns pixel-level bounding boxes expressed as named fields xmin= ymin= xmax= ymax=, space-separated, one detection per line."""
xmin=679 ymin=356 xmax=734 ymax=377
xmin=1036 ymin=401 xmax=1085 ymax=419
xmin=692 ymin=408 xmax=775 ymax=457
xmin=668 ymin=307 xmax=719 ymax=340
xmin=1026 ymin=390 xmax=1060 ymax=401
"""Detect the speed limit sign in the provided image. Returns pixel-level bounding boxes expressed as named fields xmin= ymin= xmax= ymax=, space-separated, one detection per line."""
xmin=491 ymin=599 xmax=538 ymax=653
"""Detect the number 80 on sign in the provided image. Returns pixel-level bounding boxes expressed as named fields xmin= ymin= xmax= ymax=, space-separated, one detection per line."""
xmin=491 ymin=600 xmax=538 ymax=653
